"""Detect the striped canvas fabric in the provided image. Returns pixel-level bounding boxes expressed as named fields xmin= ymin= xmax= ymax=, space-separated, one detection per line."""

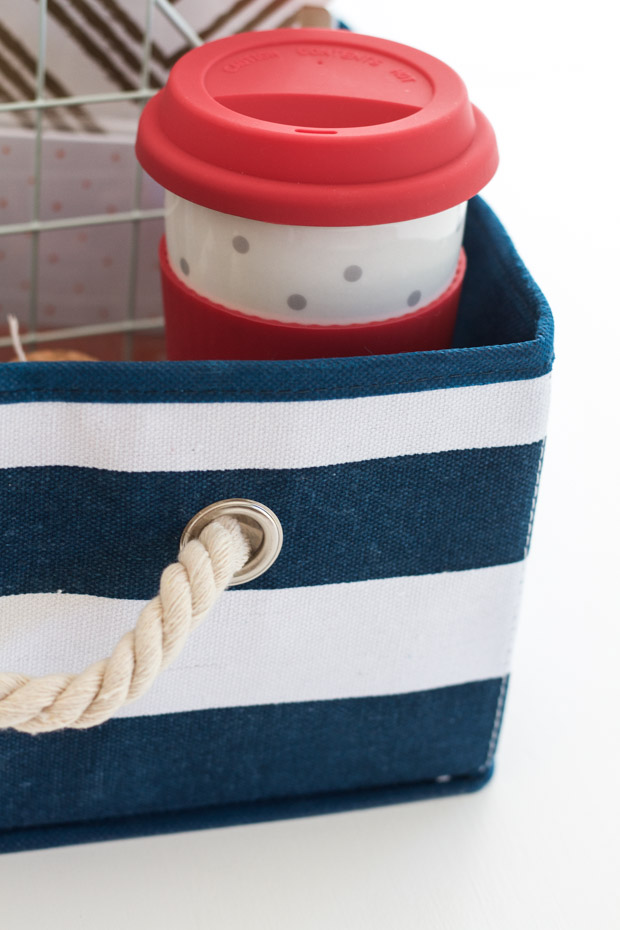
xmin=0 ymin=198 xmax=554 ymax=853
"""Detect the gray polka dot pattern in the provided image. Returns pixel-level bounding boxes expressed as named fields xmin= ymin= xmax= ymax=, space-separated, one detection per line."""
xmin=287 ymin=294 xmax=307 ymax=311
xmin=407 ymin=290 xmax=422 ymax=308
xmin=233 ymin=236 xmax=250 ymax=254
xmin=344 ymin=265 xmax=362 ymax=282
xmin=180 ymin=258 xmax=190 ymax=276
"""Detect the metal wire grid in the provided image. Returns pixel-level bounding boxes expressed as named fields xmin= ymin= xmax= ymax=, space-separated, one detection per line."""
xmin=0 ymin=0 xmax=202 ymax=356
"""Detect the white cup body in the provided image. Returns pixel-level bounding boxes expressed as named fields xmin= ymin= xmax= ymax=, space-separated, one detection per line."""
xmin=164 ymin=192 xmax=466 ymax=325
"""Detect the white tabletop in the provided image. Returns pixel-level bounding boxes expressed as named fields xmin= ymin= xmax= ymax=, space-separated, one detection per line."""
xmin=2 ymin=2 xmax=618 ymax=926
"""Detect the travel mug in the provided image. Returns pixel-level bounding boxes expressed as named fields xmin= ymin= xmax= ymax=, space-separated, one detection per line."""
xmin=136 ymin=29 xmax=498 ymax=359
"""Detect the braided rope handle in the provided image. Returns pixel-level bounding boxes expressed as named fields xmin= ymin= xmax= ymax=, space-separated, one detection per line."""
xmin=0 ymin=516 xmax=250 ymax=735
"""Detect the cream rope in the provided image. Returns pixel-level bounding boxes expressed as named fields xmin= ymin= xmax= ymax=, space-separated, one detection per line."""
xmin=0 ymin=516 xmax=250 ymax=735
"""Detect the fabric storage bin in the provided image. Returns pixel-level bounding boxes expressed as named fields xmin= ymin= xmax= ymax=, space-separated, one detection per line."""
xmin=0 ymin=196 xmax=553 ymax=854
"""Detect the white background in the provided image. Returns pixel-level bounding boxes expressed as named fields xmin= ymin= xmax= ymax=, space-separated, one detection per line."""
xmin=1 ymin=2 xmax=619 ymax=926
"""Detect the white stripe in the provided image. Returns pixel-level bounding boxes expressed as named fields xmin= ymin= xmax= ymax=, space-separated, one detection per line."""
xmin=0 ymin=375 xmax=550 ymax=472
xmin=0 ymin=563 xmax=523 ymax=720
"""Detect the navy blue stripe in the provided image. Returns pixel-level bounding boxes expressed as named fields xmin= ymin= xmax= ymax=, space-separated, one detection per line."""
xmin=0 ymin=199 xmax=553 ymax=404
xmin=0 ymin=444 xmax=542 ymax=598
xmin=0 ymin=768 xmax=493 ymax=855
xmin=0 ymin=679 xmax=503 ymax=847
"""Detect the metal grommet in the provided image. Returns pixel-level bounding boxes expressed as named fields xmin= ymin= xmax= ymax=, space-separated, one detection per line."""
xmin=180 ymin=499 xmax=283 ymax=585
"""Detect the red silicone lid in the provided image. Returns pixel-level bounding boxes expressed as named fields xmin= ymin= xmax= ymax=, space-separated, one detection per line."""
xmin=136 ymin=29 xmax=498 ymax=226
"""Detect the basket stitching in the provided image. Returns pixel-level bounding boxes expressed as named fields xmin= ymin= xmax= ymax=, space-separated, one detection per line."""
xmin=480 ymin=437 xmax=547 ymax=771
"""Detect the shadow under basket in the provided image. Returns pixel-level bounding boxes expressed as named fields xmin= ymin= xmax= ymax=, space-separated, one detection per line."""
xmin=0 ymin=196 xmax=554 ymax=854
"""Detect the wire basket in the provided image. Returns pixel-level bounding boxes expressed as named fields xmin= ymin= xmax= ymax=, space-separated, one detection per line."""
xmin=0 ymin=0 xmax=329 ymax=361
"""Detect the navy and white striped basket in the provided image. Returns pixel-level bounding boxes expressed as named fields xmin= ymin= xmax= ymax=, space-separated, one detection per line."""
xmin=0 ymin=197 xmax=553 ymax=853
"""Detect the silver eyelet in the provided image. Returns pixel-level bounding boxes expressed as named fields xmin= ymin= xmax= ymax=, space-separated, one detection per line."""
xmin=180 ymin=499 xmax=283 ymax=585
